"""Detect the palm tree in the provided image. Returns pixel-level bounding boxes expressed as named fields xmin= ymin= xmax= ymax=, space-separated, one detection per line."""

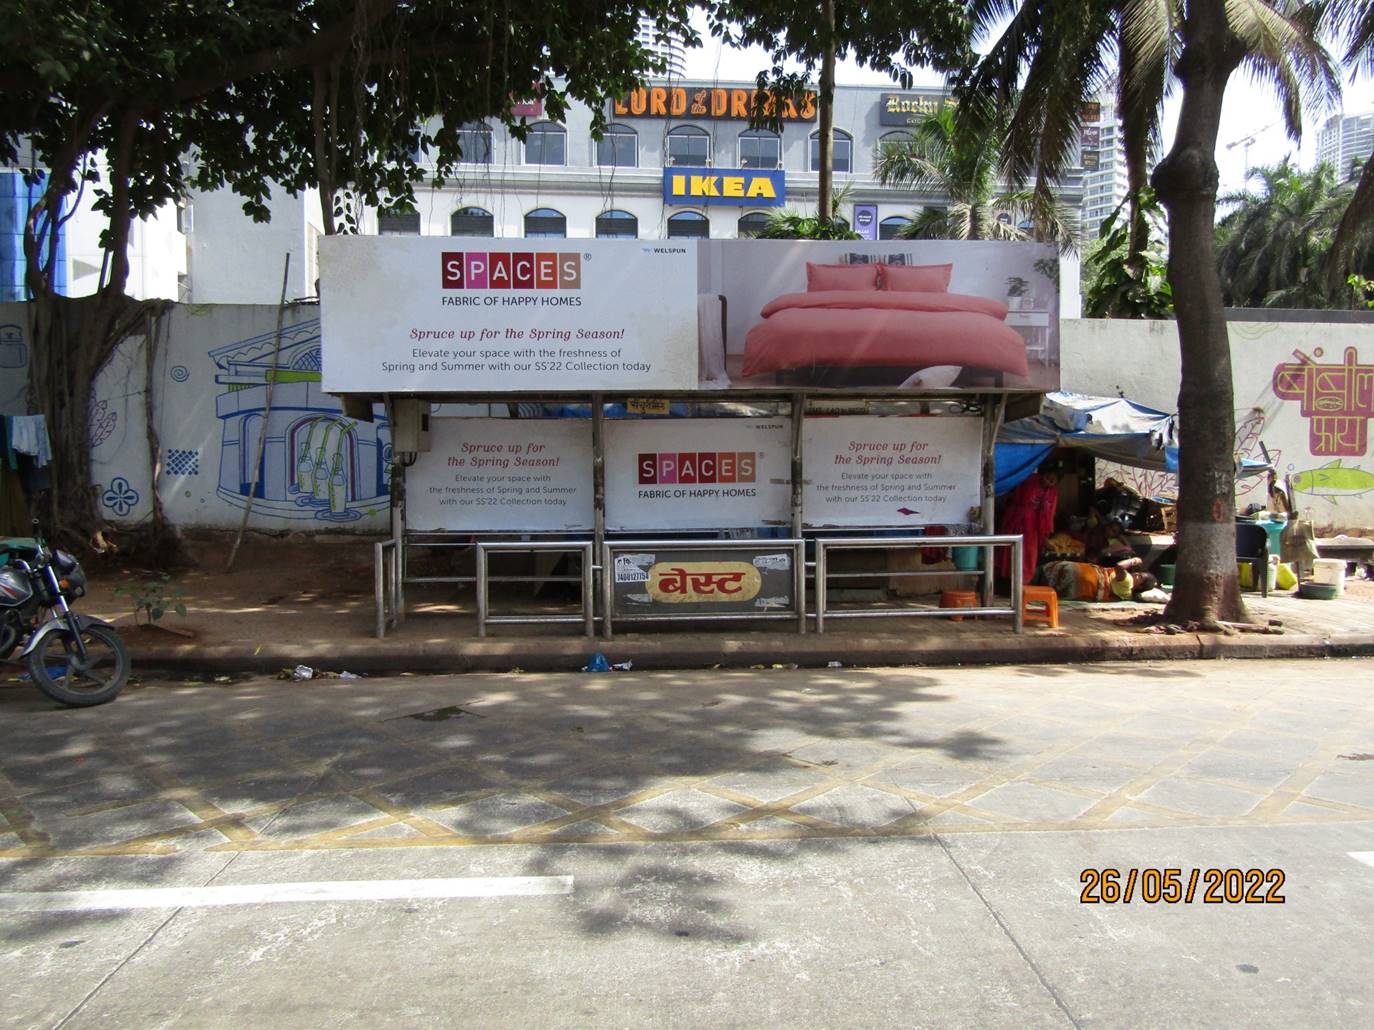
xmin=957 ymin=0 xmax=1337 ymax=628
xmin=1216 ymin=158 xmax=1371 ymax=307
xmin=874 ymin=103 xmax=1080 ymax=250
xmin=1326 ymin=0 xmax=1374 ymax=277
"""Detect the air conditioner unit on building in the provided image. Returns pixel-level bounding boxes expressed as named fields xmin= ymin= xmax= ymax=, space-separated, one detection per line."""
xmin=388 ymin=397 xmax=431 ymax=453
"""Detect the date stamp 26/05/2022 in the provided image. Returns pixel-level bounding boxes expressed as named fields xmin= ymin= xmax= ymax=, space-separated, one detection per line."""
xmin=1080 ymin=868 xmax=1285 ymax=904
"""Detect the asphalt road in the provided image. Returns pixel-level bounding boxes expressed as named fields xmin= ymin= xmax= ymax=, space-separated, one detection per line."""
xmin=2 ymin=659 xmax=1372 ymax=1028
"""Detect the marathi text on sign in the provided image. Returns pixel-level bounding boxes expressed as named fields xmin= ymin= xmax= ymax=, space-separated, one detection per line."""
xmin=1271 ymin=347 xmax=1374 ymax=456
xmin=647 ymin=562 xmax=763 ymax=603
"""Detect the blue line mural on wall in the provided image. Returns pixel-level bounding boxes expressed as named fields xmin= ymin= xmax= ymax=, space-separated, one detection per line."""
xmin=210 ymin=317 xmax=390 ymax=523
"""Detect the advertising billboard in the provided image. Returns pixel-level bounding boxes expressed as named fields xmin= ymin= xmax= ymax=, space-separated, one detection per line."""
xmin=319 ymin=237 xmax=697 ymax=393
xmin=878 ymin=91 xmax=952 ymax=126
xmin=604 ymin=418 xmax=792 ymax=530
xmin=613 ymin=86 xmax=817 ymax=121
xmin=663 ymin=168 xmax=785 ymax=207
xmin=321 ymin=238 xmax=1059 ymax=395
xmin=407 ymin=418 xmax=594 ymax=532
xmin=697 ymin=239 xmax=1061 ymax=393
xmin=801 ymin=416 xmax=983 ymax=528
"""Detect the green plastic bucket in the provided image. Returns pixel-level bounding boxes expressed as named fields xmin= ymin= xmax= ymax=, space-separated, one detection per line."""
xmin=1158 ymin=564 xmax=1176 ymax=586
xmin=952 ymin=546 xmax=980 ymax=571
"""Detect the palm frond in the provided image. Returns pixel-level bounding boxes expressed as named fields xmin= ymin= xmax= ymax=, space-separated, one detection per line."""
xmin=1227 ymin=0 xmax=1341 ymax=140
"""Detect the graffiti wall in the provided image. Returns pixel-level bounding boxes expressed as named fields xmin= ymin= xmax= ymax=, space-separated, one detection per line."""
xmin=1062 ymin=317 xmax=1374 ymax=534
xmin=0 ymin=302 xmax=394 ymax=531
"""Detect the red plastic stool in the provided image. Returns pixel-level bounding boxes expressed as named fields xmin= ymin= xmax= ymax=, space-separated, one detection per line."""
xmin=1022 ymin=584 xmax=1059 ymax=628
xmin=940 ymin=590 xmax=979 ymax=622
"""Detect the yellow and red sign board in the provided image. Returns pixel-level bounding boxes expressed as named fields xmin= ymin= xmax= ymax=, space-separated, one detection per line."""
xmin=614 ymin=86 xmax=817 ymax=121
xmin=646 ymin=562 xmax=763 ymax=603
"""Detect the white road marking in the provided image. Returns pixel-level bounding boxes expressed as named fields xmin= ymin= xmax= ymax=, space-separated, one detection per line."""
xmin=0 ymin=876 xmax=574 ymax=913
xmin=1350 ymin=852 xmax=1374 ymax=869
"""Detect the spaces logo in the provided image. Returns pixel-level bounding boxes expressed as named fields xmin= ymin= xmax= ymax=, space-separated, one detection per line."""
xmin=441 ymin=251 xmax=582 ymax=290
xmin=638 ymin=451 xmax=757 ymax=485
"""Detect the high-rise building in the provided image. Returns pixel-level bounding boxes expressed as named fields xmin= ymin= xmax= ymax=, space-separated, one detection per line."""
xmin=1078 ymin=91 xmax=1131 ymax=243
xmin=636 ymin=16 xmax=686 ymax=80
xmin=1317 ymin=112 xmax=1374 ymax=182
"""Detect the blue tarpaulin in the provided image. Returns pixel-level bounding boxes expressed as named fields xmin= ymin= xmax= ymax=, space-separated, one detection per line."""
xmin=995 ymin=392 xmax=1269 ymax=497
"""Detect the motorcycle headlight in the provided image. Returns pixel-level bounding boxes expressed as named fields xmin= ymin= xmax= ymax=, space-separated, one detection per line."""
xmin=53 ymin=550 xmax=87 ymax=593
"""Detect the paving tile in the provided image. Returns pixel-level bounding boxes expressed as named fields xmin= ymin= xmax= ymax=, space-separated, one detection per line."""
xmin=1133 ymin=777 xmax=1267 ymax=819
xmin=1217 ymin=729 xmax=1322 ymax=764
xmin=708 ymin=760 xmax=826 ymax=803
xmin=254 ymin=795 xmax=391 ymax=840
xmin=1180 ymin=749 xmax=1305 ymax=791
xmin=790 ymin=784 xmax=917 ymax=829
xmin=614 ymin=789 xmax=749 ymax=834
xmin=36 ymin=799 xmax=205 ymax=850
xmin=1020 ymin=754 xmax=1143 ymax=793
xmin=961 ymin=782 xmax=1098 ymax=823
xmin=789 ymin=739 xmax=901 ymax=774
xmin=1301 ymin=773 xmax=1374 ymax=810
xmin=867 ymin=757 xmax=997 ymax=798
xmin=540 ymin=764 xmax=661 ymax=808
xmin=326 ymin=743 xmax=435 ymax=783
xmin=200 ymin=769 xmax=330 ymax=814
xmin=424 ymin=792 xmax=570 ymax=837
xmin=369 ymin=766 xmax=496 ymax=810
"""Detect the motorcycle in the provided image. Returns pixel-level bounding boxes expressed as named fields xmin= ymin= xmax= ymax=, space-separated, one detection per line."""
xmin=0 ymin=530 xmax=129 ymax=707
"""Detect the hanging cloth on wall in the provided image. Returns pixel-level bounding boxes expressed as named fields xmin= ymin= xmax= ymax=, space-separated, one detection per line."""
xmin=8 ymin=415 xmax=52 ymax=468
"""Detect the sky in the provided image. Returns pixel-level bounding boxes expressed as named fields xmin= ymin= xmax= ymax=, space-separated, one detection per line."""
xmin=682 ymin=14 xmax=1374 ymax=198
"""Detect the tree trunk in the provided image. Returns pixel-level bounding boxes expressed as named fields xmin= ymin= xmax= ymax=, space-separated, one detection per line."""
xmin=1151 ymin=0 xmax=1246 ymax=628
xmin=817 ymin=0 xmax=836 ymax=224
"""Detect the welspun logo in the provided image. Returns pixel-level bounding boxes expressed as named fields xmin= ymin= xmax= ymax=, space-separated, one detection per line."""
xmin=441 ymin=251 xmax=582 ymax=289
xmin=638 ymin=452 xmax=758 ymax=485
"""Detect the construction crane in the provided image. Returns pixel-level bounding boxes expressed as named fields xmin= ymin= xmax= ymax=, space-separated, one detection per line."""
xmin=1224 ymin=119 xmax=1282 ymax=177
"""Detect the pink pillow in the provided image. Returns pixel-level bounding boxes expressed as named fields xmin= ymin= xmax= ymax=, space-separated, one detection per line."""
xmin=881 ymin=263 xmax=953 ymax=292
xmin=806 ymin=262 xmax=879 ymax=292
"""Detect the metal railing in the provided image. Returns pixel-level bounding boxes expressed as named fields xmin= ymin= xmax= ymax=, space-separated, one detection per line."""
xmin=813 ymin=534 xmax=1024 ymax=634
xmin=374 ymin=539 xmax=402 ymax=639
xmin=476 ymin=540 xmax=597 ymax=638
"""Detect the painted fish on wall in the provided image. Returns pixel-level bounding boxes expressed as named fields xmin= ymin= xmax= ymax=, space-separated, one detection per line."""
xmin=1291 ymin=459 xmax=1374 ymax=499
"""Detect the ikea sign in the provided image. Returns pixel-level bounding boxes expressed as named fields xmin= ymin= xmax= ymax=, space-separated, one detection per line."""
xmin=662 ymin=168 xmax=785 ymax=208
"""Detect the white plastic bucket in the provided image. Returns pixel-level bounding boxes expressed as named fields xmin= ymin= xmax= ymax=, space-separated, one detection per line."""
xmin=1311 ymin=558 xmax=1346 ymax=596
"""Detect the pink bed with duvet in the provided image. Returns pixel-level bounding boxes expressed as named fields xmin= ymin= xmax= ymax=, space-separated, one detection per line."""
xmin=740 ymin=289 xmax=1029 ymax=379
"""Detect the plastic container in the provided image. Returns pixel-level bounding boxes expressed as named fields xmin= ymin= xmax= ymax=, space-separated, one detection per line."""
xmin=1237 ymin=559 xmax=1278 ymax=591
xmin=1158 ymin=564 xmax=1176 ymax=586
xmin=952 ymin=546 xmax=980 ymax=571
xmin=1311 ymin=558 xmax=1347 ymax=596
xmin=1298 ymin=581 xmax=1339 ymax=601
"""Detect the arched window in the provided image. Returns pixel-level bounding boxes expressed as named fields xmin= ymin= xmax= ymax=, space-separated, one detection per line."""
xmin=524 ymin=207 xmax=566 ymax=238
xmin=457 ymin=122 xmax=493 ymax=164
xmin=525 ymin=123 xmax=566 ymax=166
xmin=595 ymin=210 xmax=638 ymax=239
xmin=666 ymin=126 xmax=710 ymax=167
xmin=450 ymin=206 xmax=494 ymax=237
xmin=738 ymin=129 xmax=780 ymax=170
xmin=666 ymin=211 xmax=709 ymax=239
xmin=810 ymin=129 xmax=853 ymax=173
xmin=377 ymin=209 xmax=420 ymax=235
xmin=737 ymin=211 xmax=771 ymax=238
xmin=596 ymin=124 xmax=638 ymax=168
xmin=879 ymin=216 xmax=911 ymax=240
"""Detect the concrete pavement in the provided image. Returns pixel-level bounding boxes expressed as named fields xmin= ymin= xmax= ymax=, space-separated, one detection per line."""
xmin=2 ymin=659 xmax=1372 ymax=1026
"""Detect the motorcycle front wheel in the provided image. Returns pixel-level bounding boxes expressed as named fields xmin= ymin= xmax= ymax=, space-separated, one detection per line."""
xmin=29 ymin=624 xmax=130 ymax=707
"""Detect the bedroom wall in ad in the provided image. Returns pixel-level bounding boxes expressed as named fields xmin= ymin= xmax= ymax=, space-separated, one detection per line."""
xmin=1061 ymin=317 xmax=1374 ymax=534
xmin=699 ymin=239 xmax=1061 ymax=394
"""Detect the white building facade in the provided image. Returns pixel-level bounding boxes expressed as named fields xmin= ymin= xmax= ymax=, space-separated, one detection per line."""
xmin=1317 ymin=111 xmax=1374 ymax=182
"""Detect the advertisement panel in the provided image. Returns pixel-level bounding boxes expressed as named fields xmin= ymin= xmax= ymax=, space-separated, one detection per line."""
xmin=878 ymin=91 xmax=952 ymax=126
xmin=610 ymin=545 xmax=797 ymax=616
xmin=319 ymin=237 xmax=697 ymax=393
xmin=852 ymin=203 xmax=878 ymax=240
xmin=407 ymin=418 xmax=593 ymax=532
xmin=321 ymin=238 xmax=1058 ymax=396
xmin=604 ymin=418 xmax=792 ymax=530
xmin=663 ymin=168 xmax=785 ymax=207
xmin=698 ymin=239 xmax=1061 ymax=393
xmin=802 ymin=416 xmax=983 ymax=528
xmin=613 ymin=85 xmax=817 ymax=121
